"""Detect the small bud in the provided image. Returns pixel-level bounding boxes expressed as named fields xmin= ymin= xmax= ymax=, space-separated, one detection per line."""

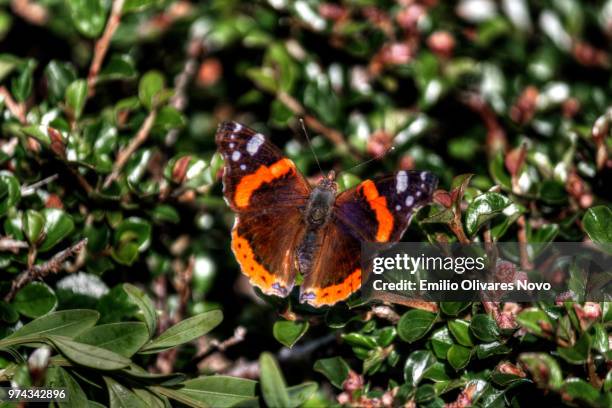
xmin=427 ymin=31 xmax=455 ymax=58
xmin=197 ymin=58 xmax=222 ymax=87
xmin=172 ymin=155 xmax=192 ymax=184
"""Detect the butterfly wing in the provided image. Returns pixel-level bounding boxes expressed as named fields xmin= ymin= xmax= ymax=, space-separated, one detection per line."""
xmin=299 ymin=170 xmax=437 ymax=307
xmin=299 ymin=219 xmax=362 ymax=307
xmin=216 ymin=121 xmax=311 ymax=297
xmin=216 ymin=121 xmax=311 ymax=212
xmin=334 ymin=170 xmax=438 ymax=243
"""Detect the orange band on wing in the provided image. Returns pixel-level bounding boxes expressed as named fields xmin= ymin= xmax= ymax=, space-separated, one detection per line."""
xmin=358 ymin=180 xmax=394 ymax=242
xmin=234 ymin=158 xmax=296 ymax=208
xmin=308 ymin=269 xmax=361 ymax=306
xmin=231 ymin=229 xmax=276 ymax=292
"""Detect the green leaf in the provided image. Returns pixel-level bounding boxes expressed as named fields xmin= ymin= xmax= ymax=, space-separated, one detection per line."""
xmin=23 ymin=209 xmax=44 ymax=244
xmin=583 ymin=206 xmax=612 ymax=254
xmin=476 ymin=341 xmax=511 ymax=359
xmin=98 ymin=54 xmax=137 ymax=82
xmin=287 ymin=382 xmax=317 ymax=408
xmin=313 ymin=357 xmax=349 ymax=389
xmin=75 ymin=322 xmax=149 ymax=357
xmin=112 ymin=217 xmax=152 ymax=265
xmin=120 ymin=365 xmax=186 ymax=386
xmin=47 ymin=335 xmax=131 ymax=370
xmin=6 ymin=309 xmax=99 ymax=340
xmin=341 ymin=333 xmax=377 ymax=349
xmin=397 ymin=309 xmax=438 ymax=343
xmin=273 ymin=320 xmax=309 ymax=348
xmin=447 ymin=344 xmax=471 ymax=370
xmin=403 ymin=350 xmax=435 ymax=386
xmin=518 ymin=353 xmax=563 ymax=390
xmin=448 ymin=319 xmax=474 ymax=347
xmin=415 ymin=384 xmax=436 ymax=403
xmin=154 ymin=106 xmax=186 ymax=132
xmin=123 ymin=0 xmax=158 ymax=13
xmin=439 ymin=302 xmax=470 ymax=316
xmin=45 ymin=366 xmax=89 ymax=408
xmin=38 ymin=209 xmax=75 ymax=252
xmin=259 ymin=352 xmax=291 ymax=408
xmin=138 ymin=70 xmax=165 ymax=110
xmin=12 ymin=282 xmax=57 ymax=318
xmin=140 ymin=309 xmax=223 ymax=353
xmin=45 ymin=60 xmax=77 ymax=103
xmin=470 ymin=314 xmax=500 ymax=342
xmin=516 ymin=308 xmax=553 ymax=337
xmin=557 ymin=333 xmax=591 ymax=364
xmin=337 ymin=173 xmax=361 ymax=191
xmin=560 ymin=378 xmax=601 ymax=406
xmin=539 ymin=180 xmax=567 ymax=204
xmin=0 ymin=172 xmax=21 ymax=218
xmin=104 ymin=376 xmax=148 ymax=408
xmin=176 ymin=376 xmax=257 ymax=408
xmin=430 ymin=327 xmax=453 ymax=359
xmin=465 ymin=192 xmax=511 ymax=236
xmin=0 ymin=300 xmax=19 ymax=323
xmin=11 ymin=61 xmax=35 ymax=102
xmin=123 ymin=283 xmax=157 ymax=336
xmin=68 ymin=0 xmax=107 ymax=38
xmin=65 ymin=79 xmax=88 ymax=119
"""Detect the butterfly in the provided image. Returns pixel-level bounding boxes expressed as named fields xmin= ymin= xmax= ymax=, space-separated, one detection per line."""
xmin=216 ymin=121 xmax=438 ymax=307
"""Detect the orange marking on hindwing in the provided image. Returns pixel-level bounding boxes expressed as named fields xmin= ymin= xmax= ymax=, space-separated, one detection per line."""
xmin=358 ymin=180 xmax=394 ymax=242
xmin=234 ymin=158 xmax=296 ymax=207
xmin=309 ymin=269 xmax=362 ymax=306
xmin=231 ymin=228 xmax=276 ymax=292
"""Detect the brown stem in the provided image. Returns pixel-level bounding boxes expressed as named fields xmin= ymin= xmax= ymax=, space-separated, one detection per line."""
xmin=276 ymin=91 xmax=355 ymax=156
xmin=103 ymin=108 xmax=157 ymax=188
xmin=0 ymin=86 xmax=27 ymax=124
xmin=155 ymin=257 xmax=194 ymax=374
xmin=4 ymin=239 xmax=88 ymax=302
xmin=450 ymin=211 xmax=470 ymax=244
xmin=0 ymin=237 xmax=29 ymax=253
xmin=165 ymin=31 xmax=205 ymax=146
xmin=517 ymin=215 xmax=533 ymax=270
xmin=11 ymin=0 xmax=48 ymax=26
xmin=87 ymin=0 xmax=126 ymax=97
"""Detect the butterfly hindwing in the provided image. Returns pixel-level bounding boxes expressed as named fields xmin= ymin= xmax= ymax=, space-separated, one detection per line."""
xmin=216 ymin=121 xmax=311 ymax=297
xmin=334 ymin=170 xmax=438 ymax=243
xmin=299 ymin=219 xmax=362 ymax=307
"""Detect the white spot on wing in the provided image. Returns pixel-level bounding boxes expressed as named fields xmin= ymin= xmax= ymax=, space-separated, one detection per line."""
xmin=234 ymin=123 xmax=243 ymax=132
xmin=405 ymin=196 xmax=414 ymax=206
xmin=396 ymin=171 xmax=408 ymax=193
xmin=247 ymin=133 xmax=265 ymax=155
xmin=240 ymin=164 xmax=246 ymax=170
xmin=229 ymin=143 xmax=235 ymax=149
xmin=231 ymin=151 xmax=241 ymax=161
xmin=395 ymin=205 xmax=401 ymax=211
xmin=420 ymin=172 xmax=428 ymax=181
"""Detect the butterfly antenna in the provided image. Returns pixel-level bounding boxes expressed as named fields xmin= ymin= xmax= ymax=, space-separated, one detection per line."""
xmin=299 ymin=118 xmax=324 ymax=175
xmin=336 ymin=145 xmax=396 ymax=178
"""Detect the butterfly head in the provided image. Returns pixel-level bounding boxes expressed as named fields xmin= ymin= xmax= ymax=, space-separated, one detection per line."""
xmin=316 ymin=170 xmax=338 ymax=193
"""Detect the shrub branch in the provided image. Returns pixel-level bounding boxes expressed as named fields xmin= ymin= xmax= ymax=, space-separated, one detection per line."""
xmin=0 ymin=86 xmax=27 ymax=124
xmin=4 ymin=238 xmax=88 ymax=302
xmin=103 ymin=108 xmax=157 ymax=188
xmin=87 ymin=0 xmax=126 ymax=96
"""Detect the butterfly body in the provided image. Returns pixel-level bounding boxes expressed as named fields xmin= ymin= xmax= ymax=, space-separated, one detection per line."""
xmin=216 ymin=121 xmax=437 ymax=307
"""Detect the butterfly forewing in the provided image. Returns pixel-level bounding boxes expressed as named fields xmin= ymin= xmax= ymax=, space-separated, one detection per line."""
xmin=216 ymin=121 xmax=311 ymax=212
xmin=216 ymin=121 xmax=310 ymax=297
xmin=334 ymin=171 xmax=438 ymax=243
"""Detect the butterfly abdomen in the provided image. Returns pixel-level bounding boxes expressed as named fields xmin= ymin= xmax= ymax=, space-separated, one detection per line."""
xmin=297 ymin=185 xmax=337 ymax=274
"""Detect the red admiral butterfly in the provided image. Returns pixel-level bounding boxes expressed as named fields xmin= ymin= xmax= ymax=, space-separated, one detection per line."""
xmin=216 ymin=121 xmax=437 ymax=307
